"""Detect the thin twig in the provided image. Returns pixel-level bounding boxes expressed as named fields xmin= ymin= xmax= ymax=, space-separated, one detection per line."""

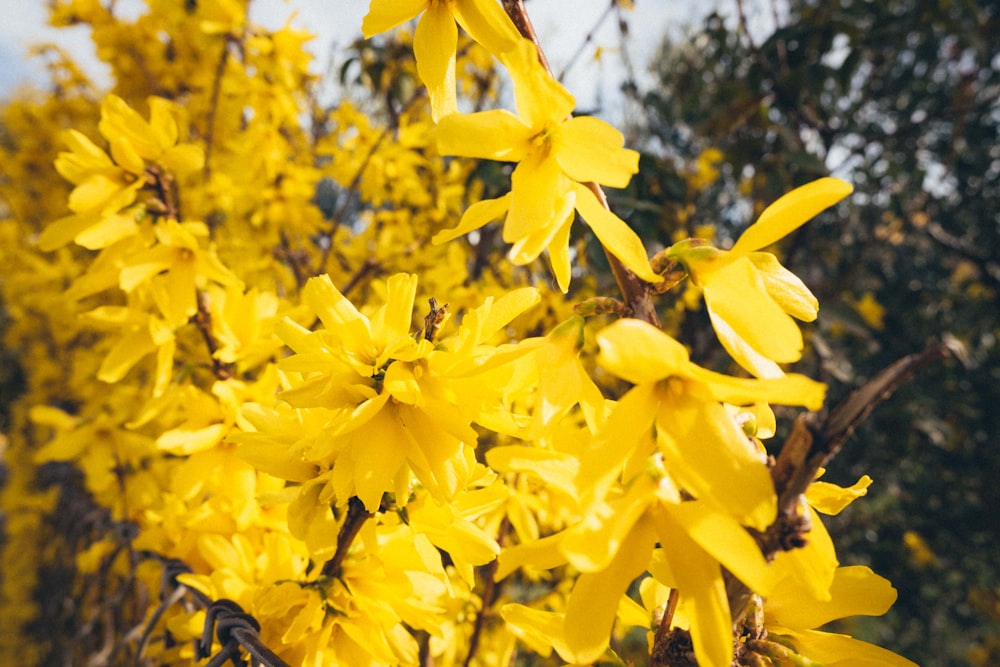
xmin=501 ymin=0 xmax=660 ymax=327
xmin=321 ymin=496 xmax=373 ymax=578
xmin=462 ymin=517 xmax=510 ymax=667
xmin=193 ymin=290 xmax=235 ymax=380
xmin=556 ymin=2 xmax=615 ymax=84
xmin=202 ymin=37 xmax=232 ymax=184
xmin=315 ymin=87 xmax=426 ymax=276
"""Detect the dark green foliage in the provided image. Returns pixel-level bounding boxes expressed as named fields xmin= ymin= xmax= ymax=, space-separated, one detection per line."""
xmin=628 ymin=1 xmax=999 ymax=664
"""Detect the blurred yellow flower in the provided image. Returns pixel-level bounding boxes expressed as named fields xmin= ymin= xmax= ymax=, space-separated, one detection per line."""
xmin=41 ymin=95 xmax=203 ymax=251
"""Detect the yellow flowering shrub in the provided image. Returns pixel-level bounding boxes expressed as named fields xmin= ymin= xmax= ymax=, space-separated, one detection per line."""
xmin=0 ymin=1 xmax=920 ymax=666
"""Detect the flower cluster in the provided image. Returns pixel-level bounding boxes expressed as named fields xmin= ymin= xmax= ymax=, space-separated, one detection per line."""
xmin=0 ymin=1 xmax=917 ymax=666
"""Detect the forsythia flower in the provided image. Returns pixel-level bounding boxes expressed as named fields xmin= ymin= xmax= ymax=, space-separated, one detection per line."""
xmin=434 ymin=40 xmax=659 ymax=291
xmin=495 ymin=318 xmax=825 ymax=665
xmin=362 ymin=0 xmax=521 ymax=121
xmin=238 ymin=272 xmax=540 ymax=512
xmin=765 ymin=566 xmax=917 ymax=666
xmin=668 ymin=177 xmax=853 ymax=377
xmin=594 ymin=317 xmax=825 ymax=529
xmin=41 ymin=94 xmax=204 ymax=251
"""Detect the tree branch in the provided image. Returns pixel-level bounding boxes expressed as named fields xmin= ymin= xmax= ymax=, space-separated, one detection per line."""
xmin=500 ymin=0 xmax=660 ymax=327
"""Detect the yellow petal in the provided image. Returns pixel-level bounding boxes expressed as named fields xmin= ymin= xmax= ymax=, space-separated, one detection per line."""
xmin=472 ymin=286 xmax=540 ymax=343
xmin=55 ymin=129 xmax=114 ymax=183
xmin=109 ymin=135 xmax=146 ymax=174
xmin=508 ymin=187 xmax=573 ymax=265
xmin=68 ymin=173 xmax=137 ymax=214
xmin=807 ymin=475 xmax=872 ymax=515
xmin=573 ymin=182 xmax=660 ymax=283
xmin=667 ymin=500 xmax=775 ymax=595
xmin=556 ymin=116 xmax=639 ymax=188
xmin=38 ymin=214 xmax=100 ymax=251
xmin=452 ymin=0 xmax=520 ymax=55
xmin=436 ymin=110 xmax=530 ymax=161
xmin=561 ymin=474 xmax=657 ymax=572
xmin=563 ymin=514 xmax=657 ymax=664
xmin=414 ymin=3 xmax=458 ymax=122
xmin=748 ymin=252 xmax=819 ymax=321
xmin=544 ymin=213 xmax=573 ymax=292
xmin=682 ymin=365 xmax=826 ymax=411
xmin=655 ymin=391 xmax=776 ymax=530
xmin=301 ymin=274 xmax=372 ymax=349
xmin=383 ymin=362 xmax=421 ymax=404
xmin=148 ymin=96 xmax=179 ymax=144
xmin=699 ymin=306 xmax=784 ymax=378
xmin=505 ymin=153 xmax=565 ymax=249
xmin=485 ymin=445 xmax=579 ymax=497
xmin=596 ymin=318 xmax=688 ymax=386
xmin=771 ymin=506 xmax=839 ymax=602
xmin=160 ymin=143 xmax=206 ymax=176
xmin=236 ymin=439 xmax=317 ymax=482
xmin=704 ymin=258 xmax=804 ymax=363
xmin=495 ymin=532 xmax=568 ymax=580
xmin=774 ymin=627 xmax=918 ymax=667
xmin=433 ymin=192 xmax=511 ymax=244
xmin=361 ymin=0 xmax=428 ymax=37
xmin=730 ymin=177 xmax=853 ymax=255
xmin=75 ymin=212 xmax=138 ymax=250
xmin=99 ymin=94 xmax=161 ymax=160
xmin=97 ymin=328 xmax=157 ymax=383
xmin=373 ymin=272 xmax=418 ymax=344
xmin=574 ymin=382 xmax=659 ymax=508
xmin=504 ymin=39 xmax=575 ymax=129
xmin=651 ymin=506 xmax=733 ymax=667
xmin=156 ymin=423 xmax=228 ymax=455
xmin=767 ymin=565 xmax=897 ymax=630
xmin=500 ymin=604 xmax=569 ymax=658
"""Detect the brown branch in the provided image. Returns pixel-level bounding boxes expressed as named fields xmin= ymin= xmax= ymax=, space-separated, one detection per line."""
xmin=501 ymin=0 xmax=660 ymax=327
xmin=193 ymin=291 xmax=234 ymax=380
xmin=423 ymin=297 xmax=449 ymax=342
xmin=202 ymin=37 xmax=232 ymax=184
xmin=734 ymin=342 xmax=956 ymax=618
xmin=462 ymin=517 xmax=510 ymax=667
xmin=321 ymin=496 xmax=373 ymax=578
xmin=340 ymin=256 xmax=381 ymax=299
xmin=145 ymin=166 xmax=180 ymax=221
xmin=773 ymin=342 xmax=954 ymax=511
xmin=500 ymin=0 xmax=551 ymax=73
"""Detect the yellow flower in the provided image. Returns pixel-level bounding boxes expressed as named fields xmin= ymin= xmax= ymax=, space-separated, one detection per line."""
xmin=433 ymin=41 xmax=658 ymax=291
xmin=595 ymin=317 xmax=825 ymax=529
xmin=98 ymin=95 xmax=204 ymax=176
xmin=362 ymin=0 xmax=521 ymax=121
xmin=41 ymin=95 xmax=204 ymax=251
xmin=669 ymin=177 xmax=853 ymax=377
xmin=764 ymin=566 xmax=917 ymax=666
xmin=256 ymin=273 xmax=539 ymax=511
xmin=118 ymin=220 xmax=241 ymax=327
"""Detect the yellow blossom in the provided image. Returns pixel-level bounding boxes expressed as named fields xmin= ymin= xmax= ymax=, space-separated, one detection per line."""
xmin=434 ymin=40 xmax=658 ymax=291
xmin=595 ymin=317 xmax=824 ymax=528
xmin=764 ymin=566 xmax=917 ymax=666
xmin=40 ymin=94 xmax=204 ymax=251
xmin=362 ymin=0 xmax=521 ymax=121
xmin=668 ymin=177 xmax=853 ymax=376
xmin=241 ymin=272 xmax=540 ymax=511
